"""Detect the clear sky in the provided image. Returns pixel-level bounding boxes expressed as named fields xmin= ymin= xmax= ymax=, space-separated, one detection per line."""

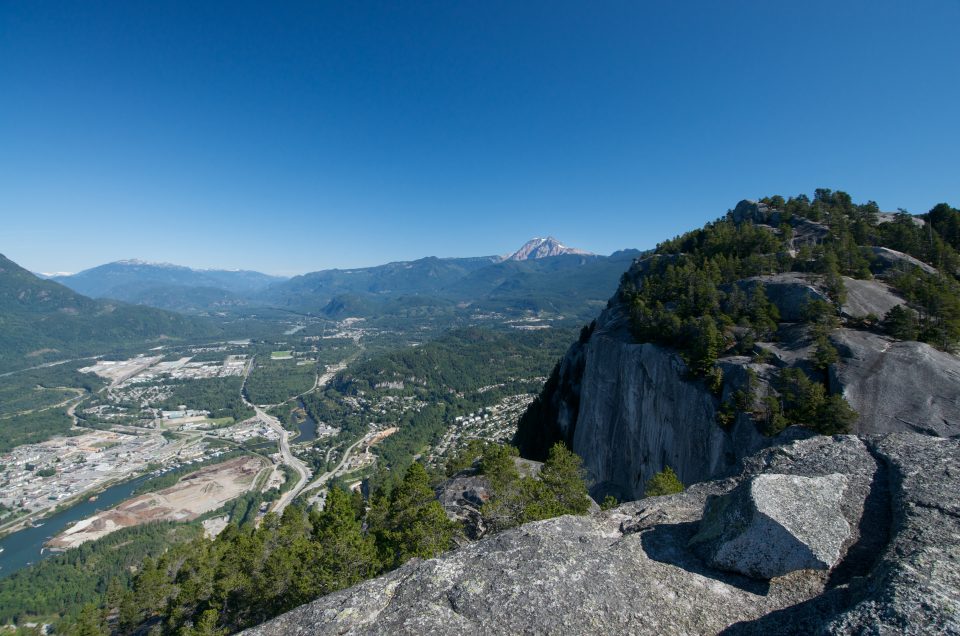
xmin=2 ymin=1 xmax=958 ymax=276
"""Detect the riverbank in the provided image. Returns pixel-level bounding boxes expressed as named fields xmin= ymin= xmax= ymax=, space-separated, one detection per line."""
xmin=47 ymin=455 xmax=265 ymax=550
xmin=0 ymin=474 xmax=150 ymax=578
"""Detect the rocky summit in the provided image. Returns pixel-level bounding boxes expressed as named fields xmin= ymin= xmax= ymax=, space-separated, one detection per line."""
xmin=243 ymin=432 xmax=960 ymax=635
xmin=514 ymin=199 xmax=960 ymax=502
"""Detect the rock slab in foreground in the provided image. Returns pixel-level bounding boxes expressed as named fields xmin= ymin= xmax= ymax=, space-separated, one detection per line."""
xmin=690 ymin=473 xmax=851 ymax=579
xmin=242 ymin=434 xmax=960 ymax=635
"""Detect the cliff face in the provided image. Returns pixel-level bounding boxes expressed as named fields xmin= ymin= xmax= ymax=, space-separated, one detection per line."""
xmin=243 ymin=433 xmax=960 ymax=635
xmin=517 ymin=223 xmax=960 ymax=499
xmin=567 ymin=304 xmax=768 ymax=500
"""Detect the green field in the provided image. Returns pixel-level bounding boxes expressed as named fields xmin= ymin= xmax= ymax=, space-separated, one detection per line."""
xmin=271 ymin=350 xmax=293 ymax=359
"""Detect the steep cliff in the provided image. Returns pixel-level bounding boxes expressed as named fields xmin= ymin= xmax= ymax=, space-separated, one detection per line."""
xmin=558 ymin=303 xmax=769 ymax=500
xmin=516 ymin=197 xmax=960 ymax=500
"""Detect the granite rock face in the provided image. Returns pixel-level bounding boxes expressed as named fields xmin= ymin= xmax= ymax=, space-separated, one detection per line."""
xmin=742 ymin=273 xmax=826 ymax=322
xmin=434 ymin=474 xmax=491 ymax=542
xmin=242 ymin=434 xmax=960 ymax=636
xmin=569 ymin=315 xmax=768 ymax=500
xmin=830 ymin=328 xmax=960 ymax=437
xmin=731 ymin=199 xmax=778 ymax=225
xmin=840 ymin=276 xmax=905 ymax=320
xmin=869 ymin=246 xmax=938 ymax=276
xmin=741 ymin=273 xmax=904 ymax=322
xmin=729 ymin=433 xmax=960 ymax=635
xmin=523 ymin=257 xmax=960 ymax=501
xmin=821 ymin=434 xmax=960 ymax=634
xmin=690 ymin=473 xmax=851 ymax=579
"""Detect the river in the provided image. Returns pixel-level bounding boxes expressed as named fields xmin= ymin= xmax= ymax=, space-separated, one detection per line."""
xmin=0 ymin=474 xmax=149 ymax=580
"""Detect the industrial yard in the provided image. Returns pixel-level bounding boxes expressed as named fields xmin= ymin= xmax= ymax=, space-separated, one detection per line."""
xmin=0 ymin=429 xmax=198 ymax=532
xmin=47 ymin=455 xmax=266 ymax=550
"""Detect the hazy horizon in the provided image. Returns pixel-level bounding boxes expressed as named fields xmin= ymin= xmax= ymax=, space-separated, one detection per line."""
xmin=22 ymin=235 xmax=632 ymax=278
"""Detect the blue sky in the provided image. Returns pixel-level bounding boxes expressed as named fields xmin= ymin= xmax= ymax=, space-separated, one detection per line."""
xmin=2 ymin=1 xmax=958 ymax=276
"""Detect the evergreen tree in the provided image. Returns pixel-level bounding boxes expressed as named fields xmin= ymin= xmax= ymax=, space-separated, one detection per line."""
xmin=813 ymin=333 xmax=839 ymax=370
xmin=71 ymin=603 xmax=107 ymax=636
xmin=180 ymin=609 xmax=226 ymax=636
xmin=445 ymin=438 xmax=489 ymax=476
xmin=927 ymin=203 xmax=960 ymax=251
xmin=883 ymin=305 xmax=919 ymax=341
xmin=600 ymin=495 xmax=619 ymax=510
xmin=374 ymin=462 xmax=459 ymax=569
xmin=479 ymin=444 xmax=527 ymax=533
xmin=312 ymin=486 xmax=379 ymax=593
xmin=685 ymin=316 xmax=723 ymax=376
xmin=817 ymin=395 xmax=858 ymax=435
xmin=523 ymin=443 xmax=593 ymax=521
xmin=747 ymin=283 xmax=780 ymax=335
xmin=644 ymin=466 xmax=684 ymax=497
xmin=775 ymin=368 xmax=856 ymax=435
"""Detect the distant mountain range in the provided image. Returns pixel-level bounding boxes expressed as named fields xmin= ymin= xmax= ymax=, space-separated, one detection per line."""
xmin=0 ymin=254 xmax=220 ymax=373
xmin=49 ymin=261 xmax=286 ymax=312
xmin=43 ymin=238 xmax=641 ymax=320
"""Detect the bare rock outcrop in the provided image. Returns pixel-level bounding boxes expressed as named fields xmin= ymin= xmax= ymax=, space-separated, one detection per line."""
xmin=520 ymin=259 xmax=960 ymax=502
xmin=742 ymin=273 xmax=826 ymax=322
xmin=242 ymin=433 xmax=960 ymax=635
xmin=731 ymin=200 xmax=779 ymax=225
xmin=689 ymin=473 xmax=851 ymax=579
xmin=434 ymin=474 xmax=491 ymax=542
xmin=727 ymin=433 xmax=960 ymax=635
xmin=830 ymin=328 xmax=960 ymax=437
xmin=869 ymin=246 xmax=938 ymax=276
xmin=840 ymin=277 xmax=905 ymax=319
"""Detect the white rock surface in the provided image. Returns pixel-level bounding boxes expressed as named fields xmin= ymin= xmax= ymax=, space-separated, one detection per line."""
xmin=243 ymin=434 xmax=960 ymax=636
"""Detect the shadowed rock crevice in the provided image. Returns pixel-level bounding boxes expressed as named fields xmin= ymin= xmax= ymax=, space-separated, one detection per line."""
xmin=825 ymin=443 xmax=891 ymax=589
xmin=719 ymin=586 xmax=856 ymax=636
xmin=640 ymin=521 xmax=770 ymax=595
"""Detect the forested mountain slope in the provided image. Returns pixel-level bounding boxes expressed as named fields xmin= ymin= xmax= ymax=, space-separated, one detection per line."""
xmin=47 ymin=241 xmax=641 ymax=320
xmin=259 ymin=249 xmax=642 ymax=320
xmin=54 ymin=260 xmax=283 ymax=298
xmin=0 ymin=254 xmax=221 ymax=372
xmin=52 ymin=261 xmax=285 ymax=312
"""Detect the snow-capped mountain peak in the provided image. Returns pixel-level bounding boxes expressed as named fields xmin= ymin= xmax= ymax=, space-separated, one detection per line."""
xmin=505 ymin=236 xmax=593 ymax=261
xmin=114 ymin=259 xmax=186 ymax=269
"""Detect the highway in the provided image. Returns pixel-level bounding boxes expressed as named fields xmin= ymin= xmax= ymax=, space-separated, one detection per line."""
xmin=301 ymin=431 xmax=370 ymax=495
xmin=240 ymin=351 xmax=368 ymax=514
xmin=256 ymin=405 xmax=311 ymax=513
xmin=240 ymin=357 xmax=312 ymax=515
